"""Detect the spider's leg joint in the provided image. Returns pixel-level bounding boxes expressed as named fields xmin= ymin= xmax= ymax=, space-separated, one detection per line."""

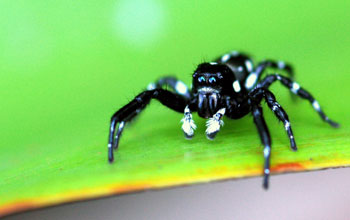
xmin=277 ymin=61 xmax=286 ymax=69
xmin=273 ymin=73 xmax=282 ymax=80
xmin=312 ymin=100 xmax=320 ymax=111
xmin=147 ymin=83 xmax=156 ymax=90
xmin=284 ymin=121 xmax=291 ymax=130
xmin=291 ymin=82 xmax=300 ymax=94
xmin=263 ymin=147 xmax=270 ymax=157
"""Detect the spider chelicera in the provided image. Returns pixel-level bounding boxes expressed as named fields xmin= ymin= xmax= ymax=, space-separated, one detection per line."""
xmin=108 ymin=51 xmax=339 ymax=189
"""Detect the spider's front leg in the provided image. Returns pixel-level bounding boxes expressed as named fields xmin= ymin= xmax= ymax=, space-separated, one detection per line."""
xmin=147 ymin=76 xmax=191 ymax=99
xmin=148 ymin=76 xmax=196 ymax=139
xmin=108 ymin=89 xmax=188 ymax=163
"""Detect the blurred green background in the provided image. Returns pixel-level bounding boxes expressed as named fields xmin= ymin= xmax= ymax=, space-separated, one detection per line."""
xmin=1 ymin=0 xmax=350 ymax=214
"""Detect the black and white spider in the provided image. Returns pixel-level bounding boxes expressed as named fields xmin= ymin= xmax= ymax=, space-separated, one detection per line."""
xmin=108 ymin=51 xmax=339 ymax=189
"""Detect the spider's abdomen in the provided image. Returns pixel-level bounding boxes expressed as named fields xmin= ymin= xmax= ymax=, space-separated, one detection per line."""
xmin=215 ymin=51 xmax=254 ymax=84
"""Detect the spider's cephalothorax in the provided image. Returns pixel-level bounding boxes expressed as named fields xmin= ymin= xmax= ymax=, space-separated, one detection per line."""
xmin=192 ymin=63 xmax=235 ymax=118
xmin=107 ymin=51 xmax=339 ymax=189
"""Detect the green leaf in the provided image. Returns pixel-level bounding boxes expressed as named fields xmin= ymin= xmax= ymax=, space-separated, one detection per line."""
xmin=1 ymin=0 xmax=349 ymax=217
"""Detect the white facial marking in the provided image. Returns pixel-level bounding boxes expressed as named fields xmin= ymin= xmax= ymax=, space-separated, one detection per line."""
xmin=237 ymin=66 xmax=244 ymax=72
xmin=291 ymin=82 xmax=300 ymax=94
xmin=198 ymin=87 xmax=220 ymax=93
xmin=147 ymin=83 xmax=156 ymax=90
xmin=221 ymin=54 xmax=230 ymax=62
xmin=245 ymin=73 xmax=257 ymax=89
xmin=233 ymin=80 xmax=241 ymax=93
xmin=278 ymin=61 xmax=286 ymax=69
xmin=264 ymin=148 xmax=270 ymax=157
xmin=312 ymin=100 xmax=321 ymax=111
xmin=175 ymin=81 xmax=188 ymax=95
xmin=205 ymin=108 xmax=226 ymax=135
xmin=245 ymin=60 xmax=253 ymax=72
xmin=209 ymin=62 xmax=218 ymax=65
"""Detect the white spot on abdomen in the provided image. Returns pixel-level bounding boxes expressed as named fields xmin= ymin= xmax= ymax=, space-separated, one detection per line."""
xmin=245 ymin=73 xmax=257 ymax=89
xmin=221 ymin=54 xmax=230 ymax=62
xmin=245 ymin=60 xmax=253 ymax=72
xmin=231 ymin=51 xmax=239 ymax=56
xmin=233 ymin=80 xmax=241 ymax=93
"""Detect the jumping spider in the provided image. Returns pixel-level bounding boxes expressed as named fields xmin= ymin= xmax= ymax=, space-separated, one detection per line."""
xmin=108 ymin=51 xmax=339 ymax=189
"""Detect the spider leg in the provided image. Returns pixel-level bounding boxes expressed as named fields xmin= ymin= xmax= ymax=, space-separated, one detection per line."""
xmin=260 ymin=89 xmax=297 ymax=150
xmin=258 ymin=74 xmax=339 ymax=127
xmin=251 ymin=104 xmax=272 ymax=189
xmin=108 ymin=89 xmax=188 ymax=163
xmin=245 ymin=60 xmax=294 ymax=90
xmin=147 ymin=77 xmax=196 ymax=138
xmin=112 ymin=121 xmax=125 ymax=149
xmin=147 ymin=76 xmax=191 ymax=99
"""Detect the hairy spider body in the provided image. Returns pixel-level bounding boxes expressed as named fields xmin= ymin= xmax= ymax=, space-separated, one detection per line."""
xmin=108 ymin=51 xmax=339 ymax=189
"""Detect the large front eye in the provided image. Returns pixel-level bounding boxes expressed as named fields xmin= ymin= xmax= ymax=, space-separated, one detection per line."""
xmin=208 ymin=76 xmax=216 ymax=84
xmin=198 ymin=76 xmax=206 ymax=83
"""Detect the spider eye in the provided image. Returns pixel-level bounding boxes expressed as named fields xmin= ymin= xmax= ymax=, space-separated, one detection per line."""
xmin=208 ymin=77 xmax=216 ymax=84
xmin=198 ymin=76 xmax=206 ymax=83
